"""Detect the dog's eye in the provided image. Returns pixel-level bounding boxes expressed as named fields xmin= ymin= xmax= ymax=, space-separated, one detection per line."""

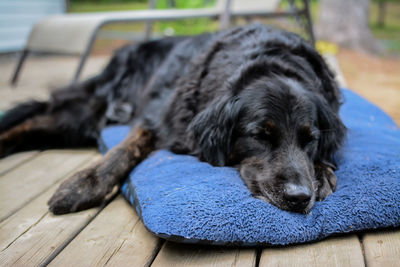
xmin=299 ymin=135 xmax=316 ymax=147
xmin=250 ymin=131 xmax=270 ymax=141
xmin=248 ymin=124 xmax=279 ymax=147
xmin=298 ymin=126 xmax=318 ymax=148
xmin=250 ymin=132 xmax=279 ymax=148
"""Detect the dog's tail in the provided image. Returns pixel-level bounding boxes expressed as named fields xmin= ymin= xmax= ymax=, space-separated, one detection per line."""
xmin=0 ymin=100 xmax=48 ymax=133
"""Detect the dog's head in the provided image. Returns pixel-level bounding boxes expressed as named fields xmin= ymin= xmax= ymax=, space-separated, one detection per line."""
xmin=188 ymin=76 xmax=346 ymax=213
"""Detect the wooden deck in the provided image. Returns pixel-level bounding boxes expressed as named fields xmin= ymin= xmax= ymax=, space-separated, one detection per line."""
xmin=0 ymin=54 xmax=399 ymax=267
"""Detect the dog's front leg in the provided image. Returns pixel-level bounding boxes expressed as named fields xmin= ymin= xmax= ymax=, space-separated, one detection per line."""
xmin=48 ymin=127 xmax=155 ymax=214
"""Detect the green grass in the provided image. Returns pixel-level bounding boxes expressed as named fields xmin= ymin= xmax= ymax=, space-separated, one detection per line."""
xmin=69 ymin=0 xmax=218 ymax=35
xmin=153 ymin=0 xmax=218 ymax=35
xmin=69 ymin=2 xmax=149 ymax=34
xmin=156 ymin=0 xmax=215 ymax=9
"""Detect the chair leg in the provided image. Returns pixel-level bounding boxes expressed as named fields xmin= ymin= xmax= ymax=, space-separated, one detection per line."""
xmin=73 ymin=48 xmax=90 ymax=84
xmin=219 ymin=0 xmax=232 ymax=30
xmin=288 ymin=0 xmax=300 ymax=22
xmin=73 ymin=27 xmax=100 ymax=84
xmin=303 ymin=0 xmax=315 ymax=46
xmin=144 ymin=22 xmax=153 ymax=41
xmin=10 ymin=50 xmax=29 ymax=87
xmin=289 ymin=0 xmax=315 ymax=47
xmin=144 ymin=0 xmax=156 ymax=41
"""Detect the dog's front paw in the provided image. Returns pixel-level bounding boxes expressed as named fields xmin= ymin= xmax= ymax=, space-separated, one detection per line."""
xmin=315 ymin=164 xmax=337 ymax=201
xmin=48 ymin=167 xmax=112 ymax=215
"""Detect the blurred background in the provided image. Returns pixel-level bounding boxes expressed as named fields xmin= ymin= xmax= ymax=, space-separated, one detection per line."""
xmin=0 ymin=0 xmax=399 ymax=124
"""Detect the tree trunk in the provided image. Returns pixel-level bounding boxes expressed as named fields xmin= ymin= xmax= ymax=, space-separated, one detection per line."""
xmin=377 ymin=0 xmax=387 ymax=28
xmin=317 ymin=0 xmax=381 ymax=53
xmin=168 ymin=0 xmax=176 ymax=8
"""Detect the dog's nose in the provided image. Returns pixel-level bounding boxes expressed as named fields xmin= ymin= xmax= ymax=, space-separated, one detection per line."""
xmin=284 ymin=184 xmax=311 ymax=209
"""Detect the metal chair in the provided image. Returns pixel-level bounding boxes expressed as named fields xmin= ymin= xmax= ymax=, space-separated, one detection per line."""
xmin=10 ymin=0 xmax=314 ymax=86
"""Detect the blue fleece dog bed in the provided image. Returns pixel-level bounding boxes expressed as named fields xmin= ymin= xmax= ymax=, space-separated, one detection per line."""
xmin=99 ymin=89 xmax=400 ymax=246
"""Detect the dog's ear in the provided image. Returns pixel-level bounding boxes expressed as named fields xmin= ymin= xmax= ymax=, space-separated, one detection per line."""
xmin=315 ymin=95 xmax=346 ymax=167
xmin=187 ymin=95 xmax=242 ymax=166
xmin=294 ymin=43 xmax=342 ymax=111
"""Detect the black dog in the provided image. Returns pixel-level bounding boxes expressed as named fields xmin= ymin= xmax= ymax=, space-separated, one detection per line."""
xmin=0 ymin=24 xmax=346 ymax=214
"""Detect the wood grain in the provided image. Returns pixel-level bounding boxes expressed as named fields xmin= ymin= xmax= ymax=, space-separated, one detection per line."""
xmin=0 ymin=151 xmax=39 ymax=177
xmin=152 ymin=242 xmax=257 ymax=267
xmin=259 ymin=235 xmax=365 ymax=267
xmin=0 ymin=155 xmax=101 ymax=266
xmin=0 ymin=155 xmax=101 ymax=251
xmin=0 ymin=207 xmax=98 ymax=266
xmin=48 ymin=195 xmax=161 ymax=267
xmin=0 ymin=149 xmax=97 ymax=222
xmin=362 ymin=229 xmax=400 ymax=267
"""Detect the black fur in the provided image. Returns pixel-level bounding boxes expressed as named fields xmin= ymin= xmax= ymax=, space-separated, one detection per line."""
xmin=0 ymin=25 xmax=346 ymax=212
xmin=0 ymin=100 xmax=47 ymax=132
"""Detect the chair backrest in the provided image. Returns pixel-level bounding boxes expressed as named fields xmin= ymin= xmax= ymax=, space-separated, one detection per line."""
xmin=216 ymin=0 xmax=280 ymax=13
xmin=216 ymin=0 xmax=281 ymax=29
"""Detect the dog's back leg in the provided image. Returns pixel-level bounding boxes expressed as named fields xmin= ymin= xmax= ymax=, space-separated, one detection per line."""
xmin=0 ymin=103 xmax=102 ymax=158
xmin=0 ymin=100 xmax=48 ymax=133
xmin=47 ymin=126 xmax=154 ymax=214
xmin=0 ymin=111 xmax=99 ymax=158
xmin=0 ymin=77 xmax=105 ymax=158
xmin=1 ymin=115 xmax=58 ymax=157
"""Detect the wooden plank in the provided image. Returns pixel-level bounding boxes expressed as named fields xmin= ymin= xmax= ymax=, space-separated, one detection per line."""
xmin=362 ymin=229 xmax=400 ymax=267
xmin=0 ymin=154 xmax=101 ymax=251
xmin=0 ymin=151 xmax=39 ymax=177
xmin=259 ymin=235 xmax=365 ymax=267
xmin=48 ymin=196 xmax=161 ymax=267
xmin=0 ymin=149 xmax=97 ymax=222
xmin=151 ymin=242 xmax=257 ymax=267
xmin=0 ymin=155 xmax=101 ymax=266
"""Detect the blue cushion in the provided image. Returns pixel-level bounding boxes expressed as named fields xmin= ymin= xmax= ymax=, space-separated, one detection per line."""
xmin=99 ymin=89 xmax=400 ymax=245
